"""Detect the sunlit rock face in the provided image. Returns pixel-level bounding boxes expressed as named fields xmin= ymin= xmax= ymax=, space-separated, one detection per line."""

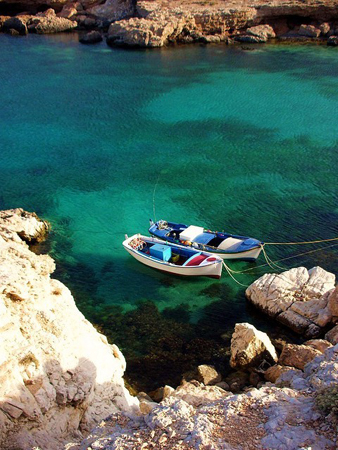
xmin=0 ymin=208 xmax=139 ymax=450
xmin=246 ymin=266 xmax=336 ymax=338
xmin=78 ymin=341 xmax=338 ymax=450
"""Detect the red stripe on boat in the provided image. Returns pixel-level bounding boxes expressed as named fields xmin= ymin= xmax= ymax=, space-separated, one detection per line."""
xmin=185 ymin=254 xmax=208 ymax=266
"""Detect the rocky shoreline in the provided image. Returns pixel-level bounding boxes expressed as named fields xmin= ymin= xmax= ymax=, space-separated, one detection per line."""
xmin=0 ymin=0 xmax=338 ymax=47
xmin=0 ymin=208 xmax=337 ymax=449
xmin=0 ymin=209 xmax=139 ymax=450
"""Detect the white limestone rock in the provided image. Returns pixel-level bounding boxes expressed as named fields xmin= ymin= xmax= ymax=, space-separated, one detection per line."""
xmin=0 ymin=209 xmax=139 ymax=450
xmin=77 ymin=337 xmax=338 ymax=450
xmin=230 ymin=322 xmax=278 ymax=369
xmin=172 ymin=380 xmax=229 ymax=407
xmin=0 ymin=208 xmax=49 ymax=242
xmin=246 ymin=266 xmax=336 ymax=337
xmin=77 ymin=329 xmax=338 ymax=449
xmin=106 ymin=4 xmax=255 ymax=47
xmin=304 ymin=343 xmax=338 ymax=390
xmin=247 ymin=24 xmax=276 ymax=39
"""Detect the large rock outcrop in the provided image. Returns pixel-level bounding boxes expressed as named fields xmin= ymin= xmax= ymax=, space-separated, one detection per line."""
xmin=0 ymin=209 xmax=139 ymax=450
xmin=106 ymin=3 xmax=256 ymax=47
xmin=30 ymin=8 xmax=77 ymax=33
xmin=2 ymin=9 xmax=77 ymax=33
xmin=2 ymin=0 xmax=338 ymax=44
xmin=78 ymin=342 xmax=338 ymax=449
xmin=246 ymin=266 xmax=337 ymax=338
xmin=106 ymin=0 xmax=338 ymax=47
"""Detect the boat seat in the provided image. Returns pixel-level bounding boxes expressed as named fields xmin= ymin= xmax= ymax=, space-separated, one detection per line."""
xmin=183 ymin=252 xmax=208 ymax=266
xmin=217 ymin=237 xmax=243 ymax=251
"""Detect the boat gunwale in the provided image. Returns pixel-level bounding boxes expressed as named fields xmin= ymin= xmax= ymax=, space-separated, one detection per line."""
xmin=148 ymin=222 xmax=263 ymax=255
xmin=123 ymin=235 xmax=223 ymax=270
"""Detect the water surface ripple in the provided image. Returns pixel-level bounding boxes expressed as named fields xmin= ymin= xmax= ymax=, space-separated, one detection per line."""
xmin=1 ymin=35 xmax=338 ymax=389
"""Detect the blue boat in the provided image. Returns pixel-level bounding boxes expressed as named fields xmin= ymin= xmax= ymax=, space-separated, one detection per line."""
xmin=149 ymin=220 xmax=263 ymax=261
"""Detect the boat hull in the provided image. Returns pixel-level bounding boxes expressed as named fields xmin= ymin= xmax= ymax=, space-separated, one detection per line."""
xmin=123 ymin=235 xmax=223 ymax=278
xmin=195 ymin=246 xmax=262 ymax=261
xmin=149 ymin=221 xmax=263 ymax=261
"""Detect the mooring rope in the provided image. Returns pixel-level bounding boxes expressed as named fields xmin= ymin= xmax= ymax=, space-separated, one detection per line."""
xmin=265 ymin=237 xmax=338 ymax=245
xmin=222 ymin=261 xmax=249 ymax=287
xmin=222 ymin=242 xmax=338 ymax=284
xmin=260 ymin=244 xmax=287 ymax=271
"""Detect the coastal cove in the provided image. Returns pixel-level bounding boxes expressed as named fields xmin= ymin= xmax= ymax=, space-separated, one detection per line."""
xmin=1 ymin=34 xmax=338 ymax=389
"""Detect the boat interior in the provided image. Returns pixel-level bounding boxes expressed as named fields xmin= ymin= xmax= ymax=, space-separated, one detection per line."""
xmin=132 ymin=238 xmax=217 ymax=267
xmin=151 ymin=221 xmax=261 ymax=252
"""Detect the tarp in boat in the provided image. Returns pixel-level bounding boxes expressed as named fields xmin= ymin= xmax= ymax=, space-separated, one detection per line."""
xmin=179 ymin=225 xmax=204 ymax=242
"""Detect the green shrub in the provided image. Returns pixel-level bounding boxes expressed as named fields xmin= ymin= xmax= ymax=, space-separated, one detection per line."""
xmin=315 ymin=384 xmax=338 ymax=416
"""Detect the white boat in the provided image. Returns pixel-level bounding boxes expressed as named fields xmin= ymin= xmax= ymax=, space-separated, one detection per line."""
xmin=149 ymin=220 xmax=263 ymax=261
xmin=123 ymin=234 xmax=223 ymax=279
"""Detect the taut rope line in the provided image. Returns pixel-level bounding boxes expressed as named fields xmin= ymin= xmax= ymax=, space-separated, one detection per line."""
xmin=265 ymin=237 xmax=338 ymax=245
xmin=222 ymin=261 xmax=249 ymax=287
xmin=221 ymin=242 xmax=338 ymax=285
xmin=260 ymin=244 xmax=287 ymax=271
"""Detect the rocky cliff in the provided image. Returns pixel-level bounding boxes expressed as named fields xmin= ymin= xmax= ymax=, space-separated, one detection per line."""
xmin=0 ymin=208 xmax=139 ymax=450
xmin=1 ymin=0 xmax=338 ymax=45
xmin=105 ymin=0 xmax=338 ymax=47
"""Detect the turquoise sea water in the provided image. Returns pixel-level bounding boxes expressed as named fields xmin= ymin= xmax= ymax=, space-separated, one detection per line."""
xmin=1 ymin=34 xmax=338 ymax=389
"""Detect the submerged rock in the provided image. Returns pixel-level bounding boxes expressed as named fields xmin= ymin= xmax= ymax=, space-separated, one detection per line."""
xmin=0 ymin=209 xmax=139 ymax=450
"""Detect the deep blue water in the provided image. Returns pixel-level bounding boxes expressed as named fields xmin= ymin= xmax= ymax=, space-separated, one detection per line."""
xmin=1 ymin=33 xmax=338 ymax=388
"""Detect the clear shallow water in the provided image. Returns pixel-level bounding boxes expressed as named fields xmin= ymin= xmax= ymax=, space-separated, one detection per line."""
xmin=1 ymin=34 xmax=338 ymax=388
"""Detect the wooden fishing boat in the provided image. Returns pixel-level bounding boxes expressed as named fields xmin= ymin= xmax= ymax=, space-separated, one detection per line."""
xmin=123 ymin=234 xmax=223 ymax=278
xmin=149 ymin=220 xmax=263 ymax=261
